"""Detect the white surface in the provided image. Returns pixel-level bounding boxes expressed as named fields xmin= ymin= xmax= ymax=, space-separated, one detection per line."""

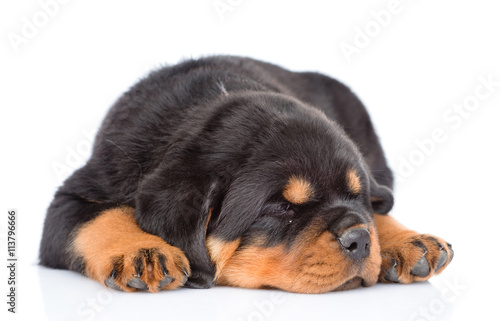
xmin=1 ymin=1 xmax=499 ymax=320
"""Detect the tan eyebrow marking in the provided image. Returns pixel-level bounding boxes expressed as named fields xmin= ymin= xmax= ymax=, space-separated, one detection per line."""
xmin=282 ymin=176 xmax=313 ymax=204
xmin=346 ymin=169 xmax=362 ymax=194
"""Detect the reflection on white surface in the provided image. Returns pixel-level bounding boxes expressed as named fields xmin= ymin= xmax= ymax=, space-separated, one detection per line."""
xmin=34 ymin=265 xmax=453 ymax=321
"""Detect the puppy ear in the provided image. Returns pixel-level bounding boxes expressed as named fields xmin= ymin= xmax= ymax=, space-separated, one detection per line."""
xmin=135 ymin=166 xmax=218 ymax=289
xmin=213 ymin=171 xmax=270 ymax=240
xmin=369 ymin=175 xmax=394 ymax=214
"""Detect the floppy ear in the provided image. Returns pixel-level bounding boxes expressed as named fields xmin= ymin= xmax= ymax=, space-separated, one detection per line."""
xmin=368 ymin=174 xmax=394 ymax=214
xmin=212 ymin=171 xmax=271 ymax=240
xmin=135 ymin=164 xmax=218 ymax=289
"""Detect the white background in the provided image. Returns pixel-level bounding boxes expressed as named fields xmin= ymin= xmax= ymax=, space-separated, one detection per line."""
xmin=1 ymin=0 xmax=499 ymax=320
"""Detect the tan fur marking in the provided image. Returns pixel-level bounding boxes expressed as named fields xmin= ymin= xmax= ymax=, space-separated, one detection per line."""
xmin=72 ymin=206 xmax=190 ymax=292
xmin=346 ymin=169 xmax=362 ymax=194
xmin=282 ymin=176 xmax=313 ymax=204
xmin=206 ymin=236 xmax=241 ymax=280
xmin=212 ymin=222 xmax=380 ymax=293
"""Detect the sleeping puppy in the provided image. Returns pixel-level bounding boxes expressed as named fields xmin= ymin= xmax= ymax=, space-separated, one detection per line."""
xmin=39 ymin=56 xmax=453 ymax=293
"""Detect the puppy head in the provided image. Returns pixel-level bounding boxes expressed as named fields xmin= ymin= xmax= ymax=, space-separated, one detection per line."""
xmin=204 ymin=94 xmax=393 ymax=293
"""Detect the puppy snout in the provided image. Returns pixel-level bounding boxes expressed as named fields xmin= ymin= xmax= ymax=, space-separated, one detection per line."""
xmin=337 ymin=228 xmax=371 ymax=262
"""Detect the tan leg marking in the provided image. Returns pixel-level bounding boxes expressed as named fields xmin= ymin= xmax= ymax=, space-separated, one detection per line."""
xmin=72 ymin=206 xmax=190 ymax=292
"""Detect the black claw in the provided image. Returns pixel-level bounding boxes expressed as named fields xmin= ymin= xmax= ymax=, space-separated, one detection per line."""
xmin=105 ymin=277 xmax=123 ymax=291
xmin=385 ymin=268 xmax=400 ymax=283
xmin=411 ymin=257 xmax=430 ymax=277
xmin=385 ymin=259 xmax=400 ymax=283
xmin=442 ymin=243 xmax=454 ymax=263
xmin=181 ymin=269 xmax=189 ymax=284
xmin=435 ymin=250 xmax=448 ymax=271
xmin=158 ymin=274 xmax=174 ymax=289
xmin=127 ymin=277 xmax=148 ymax=290
xmin=105 ymin=256 xmax=124 ymax=291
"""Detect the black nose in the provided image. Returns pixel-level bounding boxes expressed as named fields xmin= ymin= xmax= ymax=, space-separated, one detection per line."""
xmin=337 ymin=228 xmax=371 ymax=261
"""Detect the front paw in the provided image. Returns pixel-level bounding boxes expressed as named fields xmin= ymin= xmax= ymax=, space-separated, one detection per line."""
xmin=102 ymin=245 xmax=190 ymax=292
xmin=379 ymin=233 xmax=454 ymax=283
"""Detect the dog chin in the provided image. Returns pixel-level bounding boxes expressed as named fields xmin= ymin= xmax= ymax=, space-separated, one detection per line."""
xmin=333 ymin=271 xmax=379 ymax=292
xmin=332 ymin=277 xmax=365 ymax=292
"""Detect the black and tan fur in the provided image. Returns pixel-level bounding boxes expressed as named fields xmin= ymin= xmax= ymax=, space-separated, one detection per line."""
xmin=40 ymin=56 xmax=453 ymax=293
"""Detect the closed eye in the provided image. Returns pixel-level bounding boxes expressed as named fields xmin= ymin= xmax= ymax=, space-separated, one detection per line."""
xmin=262 ymin=202 xmax=294 ymax=216
xmin=273 ymin=203 xmax=290 ymax=215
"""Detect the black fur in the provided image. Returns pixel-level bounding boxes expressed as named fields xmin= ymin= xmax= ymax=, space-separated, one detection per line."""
xmin=40 ymin=56 xmax=394 ymax=288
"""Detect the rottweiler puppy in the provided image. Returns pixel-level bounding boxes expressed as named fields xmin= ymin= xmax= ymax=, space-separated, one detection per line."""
xmin=39 ymin=56 xmax=453 ymax=293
